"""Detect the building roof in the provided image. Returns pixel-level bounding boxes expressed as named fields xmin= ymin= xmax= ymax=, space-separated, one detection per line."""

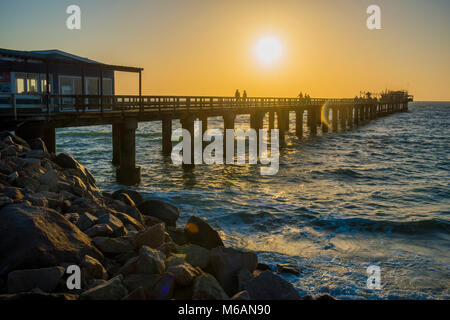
xmin=0 ymin=48 xmax=143 ymax=73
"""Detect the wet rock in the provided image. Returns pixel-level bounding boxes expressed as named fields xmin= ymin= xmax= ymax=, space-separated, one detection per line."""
xmin=81 ymin=255 xmax=108 ymax=280
xmin=149 ymin=272 xmax=174 ymax=300
xmin=132 ymin=223 xmax=165 ymax=249
xmin=210 ymin=247 xmax=258 ymax=296
xmin=192 ymin=273 xmax=229 ymax=300
xmin=92 ymin=237 xmax=133 ymax=254
xmin=138 ymin=199 xmax=179 ymax=227
xmin=277 ymin=263 xmax=302 ymax=276
xmin=243 ymin=270 xmax=301 ymax=300
xmin=136 ymin=246 xmax=165 ymax=274
xmin=167 ymin=263 xmax=201 ymax=287
xmin=76 ymin=212 xmax=98 ymax=231
xmin=0 ymin=204 xmax=103 ymax=277
xmin=85 ymin=223 xmax=114 ymax=238
xmin=185 ymin=244 xmax=210 ymax=269
xmin=112 ymin=189 xmax=144 ymax=206
xmin=122 ymin=286 xmax=146 ymax=300
xmin=184 ymin=216 xmax=224 ymax=249
xmin=80 ymin=275 xmax=128 ymax=300
xmin=7 ymin=266 xmax=65 ymax=293
xmin=231 ymin=290 xmax=250 ymax=300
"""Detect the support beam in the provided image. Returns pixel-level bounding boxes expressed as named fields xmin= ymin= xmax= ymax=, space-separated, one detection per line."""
xmin=42 ymin=127 xmax=56 ymax=154
xmin=268 ymin=111 xmax=275 ymax=130
xmin=307 ymin=108 xmax=317 ymax=136
xmin=116 ymin=119 xmax=141 ymax=185
xmin=180 ymin=115 xmax=196 ymax=169
xmin=223 ymin=113 xmax=236 ymax=161
xmin=162 ymin=118 xmax=172 ymax=156
xmin=15 ymin=121 xmax=56 ymax=153
xmin=321 ymin=107 xmax=329 ymax=133
xmin=112 ymin=123 xmax=121 ymax=166
xmin=295 ymin=109 xmax=304 ymax=138
xmin=339 ymin=106 xmax=346 ymax=130
xmin=332 ymin=107 xmax=338 ymax=131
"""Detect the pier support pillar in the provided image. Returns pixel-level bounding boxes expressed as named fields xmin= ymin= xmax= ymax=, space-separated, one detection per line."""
xmin=355 ymin=106 xmax=360 ymax=125
xmin=268 ymin=111 xmax=275 ymax=130
xmin=295 ymin=109 xmax=304 ymax=138
xmin=112 ymin=124 xmax=121 ymax=166
xmin=42 ymin=127 xmax=56 ymax=154
xmin=223 ymin=113 xmax=236 ymax=161
xmin=180 ymin=115 xmax=196 ymax=169
xmin=162 ymin=118 xmax=172 ymax=156
xmin=332 ymin=107 xmax=338 ymax=131
xmin=116 ymin=119 xmax=141 ymax=185
xmin=321 ymin=107 xmax=329 ymax=133
xmin=307 ymin=108 xmax=317 ymax=136
xmin=347 ymin=106 xmax=354 ymax=127
xmin=15 ymin=121 xmax=56 ymax=154
xmin=277 ymin=110 xmax=288 ymax=145
xmin=339 ymin=106 xmax=346 ymax=130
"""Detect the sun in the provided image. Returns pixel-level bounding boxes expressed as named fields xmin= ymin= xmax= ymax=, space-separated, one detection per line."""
xmin=254 ymin=37 xmax=283 ymax=64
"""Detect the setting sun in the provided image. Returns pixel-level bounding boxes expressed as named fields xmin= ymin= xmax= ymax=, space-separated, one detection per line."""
xmin=254 ymin=36 xmax=283 ymax=65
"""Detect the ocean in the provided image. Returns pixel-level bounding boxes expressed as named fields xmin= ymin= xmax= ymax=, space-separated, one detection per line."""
xmin=56 ymin=102 xmax=450 ymax=299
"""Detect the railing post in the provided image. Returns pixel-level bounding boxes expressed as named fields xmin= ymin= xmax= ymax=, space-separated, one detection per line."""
xmin=12 ymin=93 xmax=17 ymax=120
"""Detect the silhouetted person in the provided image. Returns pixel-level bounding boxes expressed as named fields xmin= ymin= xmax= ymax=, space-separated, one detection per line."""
xmin=242 ymin=90 xmax=247 ymax=101
xmin=235 ymin=89 xmax=240 ymax=101
xmin=298 ymin=92 xmax=303 ymax=100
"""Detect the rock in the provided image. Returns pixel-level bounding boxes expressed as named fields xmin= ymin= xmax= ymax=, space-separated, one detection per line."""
xmin=71 ymin=176 xmax=87 ymax=197
xmin=137 ymin=199 xmax=179 ymax=227
xmin=315 ymin=293 xmax=336 ymax=300
xmin=192 ymin=273 xmax=229 ymax=300
xmin=157 ymin=241 xmax=176 ymax=256
xmin=76 ymin=212 xmax=98 ymax=231
xmin=3 ymin=187 xmax=24 ymax=201
xmin=243 ymin=270 xmax=301 ymax=300
xmin=112 ymin=189 xmax=144 ymax=206
xmin=122 ymin=286 xmax=146 ymax=300
xmin=167 ymin=226 xmax=187 ymax=246
xmin=0 ymin=292 xmax=78 ymax=300
xmin=28 ymin=138 xmax=47 ymax=152
xmin=237 ymin=268 xmax=253 ymax=292
xmin=117 ymin=256 xmax=139 ymax=276
xmin=113 ymin=211 xmax=145 ymax=232
xmin=85 ymin=223 xmax=114 ymax=238
xmin=167 ymin=263 xmax=200 ymax=287
xmin=122 ymin=274 xmax=160 ymax=294
xmin=136 ymin=246 xmax=165 ymax=274
xmin=166 ymin=255 xmax=186 ymax=268
xmin=39 ymin=169 xmax=59 ymax=191
xmin=97 ymin=213 xmax=127 ymax=237
xmin=80 ymin=275 xmax=128 ymax=300
xmin=276 ymin=263 xmax=302 ymax=276
xmin=54 ymin=153 xmax=95 ymax=185
xmin=231 ymin=290 xmax=250 ymax=300
xmin=149 ymin=272 xmax=174 ymax=300
xmin=210 ymin=247 xmax=258 ymax=296
xmin=7 ymin=266 xmax=65 ymax=293
xmin=23 ymin=193 xmax=48 ymax=207
xmin=92 ymin=237 xmax=133 ymax=254
xmin=0 ymin=196 xmax=13 ymax=208
xmin=184 ymin=216 xmax=224 ymax=249
xmin=0 ymin=204 xmax=103 ymax=277
xmin=257 ymin=262 xmax=272 ymax=271
xmin=7 ymin=171 xmax=19 ymax=183
xmin=185 ymin=244 xmax=210 ymax=269
xmin=115 ymin=193 xmax=135 ymax=207
xmin=132 ymin=223 xmax=165 ymax=249
xmin=81 ymin=255 xmax=108 ymax=280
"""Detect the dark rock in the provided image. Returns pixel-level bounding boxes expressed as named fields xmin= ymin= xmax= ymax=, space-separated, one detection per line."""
xmin=315 ymin=293 xmax=336 ymax=301
xmin=28 ymin=138 xmax=47 ymax=152
xmin=185 ymin=244 xmax=210 ymax=269
xmin=112 ymin=189 xmax=144 ymax=206
xmin=122 ymin=274 xmax=160 ymax=294
xmin=85 ymin=223 xmax=114 ymax=238
xmin=132 ymin=223 xmax=165 ymax=249
xmin=237 ymin=268 xmax=253 ymax=292
xmin=257 ymin=262 xmax=272 ymax=271
xmin=0 ymin=204 xmax=103 ymax=277
xmin=115 ymin=193 xmax=135 ymax=206
xmin=97 ymin=213 xmax=127 ymax=237
xmin=277 ymin=263 xmax=302 ymax=276
xmin=0 ymin=292 xmax=78 ymax=300
xmin=122 ymin=286 xmax=146 ymax=300
xmin=113 ymin=211 xmax=145 ymax=232
xmin=192 ymin=273 xmax=229 ymax=300
xmin=81 ymin=255 xmax=108 ymax=280
xmin=167 ymin=226 xmax=187 ymax=246
xmin=167 ymin=263 xmax=201 ymax=287
xmin=92 ymin=237 xmax=133 ymax=255
xmin=76 ymin=212 xmax=98 ymax=231
xmin=184 ymin=216 xmax=224 ymax=250
xmin=210 ymin=247 xmax=258 ymax=296
xmin=136 ymin=246 xmax=165 ymax=274
xmin=80 ymin=275 xmax=128 ymax=300
xmin=3 ymin=187 xmax=24 ymax=201
xmin=138 ymin=199 xmax=179 ymax=227
xmin=149 ymin=272 xmax=174 ymax=300
xmin=243 ymin=270 xmax=301 ymax=300
xmin=54 ymin=153 xmax=95 ymax=185
xmin=7 ymin=266 xmax=65 ymax=293
xmin=231 ymin=290 xmax=250 ymax=300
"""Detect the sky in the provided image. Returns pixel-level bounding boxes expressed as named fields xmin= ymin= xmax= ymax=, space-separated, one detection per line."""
xmin=1 ymin=0 xmax=449 ymax=100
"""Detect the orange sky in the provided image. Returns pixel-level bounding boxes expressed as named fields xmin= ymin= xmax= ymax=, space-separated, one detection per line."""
xmin=1 ymin=0 xmax=449 ymax=100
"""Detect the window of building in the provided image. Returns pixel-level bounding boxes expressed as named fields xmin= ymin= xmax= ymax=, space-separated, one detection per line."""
xmin=15 ymin=72 xmax=26 ymax=94
xmin=102 ymin=78 xmax=112 ymax=95
xmin=40 ymin=74 xmax=53 ymax=93
xmin=27 ymin=73 xmax=39 ymax=93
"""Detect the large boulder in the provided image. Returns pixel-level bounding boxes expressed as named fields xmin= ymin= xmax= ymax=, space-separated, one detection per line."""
xmin=54 ymin=153 xmax=95 ymax=186
xmin=209 ymin=247 xmax=258 ymax=296
xmin=243 ymin=270 xmax=301 ymax=300
xmin=137 ymin=200 xmax=179 ymax=227
xmin=112 ymin=189 xmax=144 ymax=206
xmin=92 ymin=237 xmax=133 ymax=255
xmin=0 ymin=204 xmax=103 ymax=277
xmin=135 ymin=246 xmax=165 ymax=275
xmin=184 ymin=216 xmax=224 ymax=250
xmin=7 ymin=266 xmax=65 ymax=293
xmin=81 ymin=255 xmax=108 ymax=280
xmin=131 ymin=223 xmax=165 ymax=249
xmin=167 ymin=263 xmax=201 ymax=287
xmin=185 ymin=244 xmax=210 ymax=270
xmin=80 ymin=275 xmax=128 ymax=300
xmin=192 ymin=273 xmax=229 ymax=300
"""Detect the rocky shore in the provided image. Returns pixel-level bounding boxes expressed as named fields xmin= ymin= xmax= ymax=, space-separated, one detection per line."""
xmin=0 ymin=131 xmax=333 ymax=300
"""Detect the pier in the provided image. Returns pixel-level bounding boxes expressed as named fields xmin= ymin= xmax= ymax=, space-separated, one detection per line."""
xmin=1 ymin=92 xmax=412 ymax=185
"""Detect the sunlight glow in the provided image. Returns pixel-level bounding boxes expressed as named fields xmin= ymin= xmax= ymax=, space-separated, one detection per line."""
xmin=254 ymin=37 xmax=283 ymax=65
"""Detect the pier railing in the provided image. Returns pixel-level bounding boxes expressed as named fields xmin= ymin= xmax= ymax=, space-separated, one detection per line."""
xmin=0 ymin=93 xmax=394 ymax=118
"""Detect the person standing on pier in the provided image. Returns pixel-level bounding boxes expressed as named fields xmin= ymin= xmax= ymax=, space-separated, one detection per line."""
xmin=242 ymin=90 xmax=247 ymax=102
xmin=235 ymin=89 xmax=241 ymax=102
